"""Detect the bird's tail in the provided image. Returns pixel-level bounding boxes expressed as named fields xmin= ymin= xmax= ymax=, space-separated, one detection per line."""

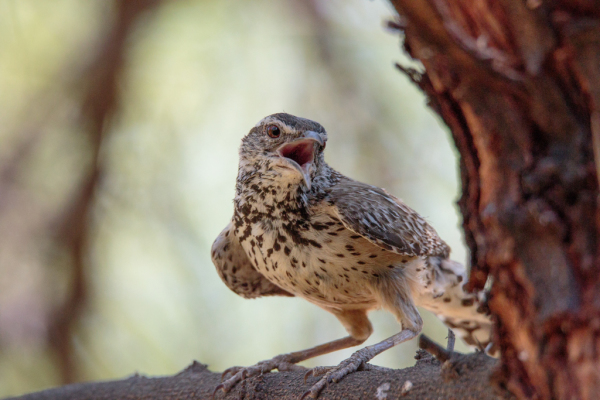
xmin=414 ymin=257 xmax=497 ymax=356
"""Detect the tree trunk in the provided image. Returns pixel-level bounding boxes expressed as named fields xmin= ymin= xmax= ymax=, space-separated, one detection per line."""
xmin=390 ymin=0 xmax=600 ymax=398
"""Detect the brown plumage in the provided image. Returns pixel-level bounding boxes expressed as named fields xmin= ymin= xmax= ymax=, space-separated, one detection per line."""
xmin=212 ymin=113 xmax=494 ymax=398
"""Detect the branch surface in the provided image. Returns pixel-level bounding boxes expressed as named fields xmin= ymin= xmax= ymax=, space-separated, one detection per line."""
xmin=7 ymin=350 xmax=511 ymax=400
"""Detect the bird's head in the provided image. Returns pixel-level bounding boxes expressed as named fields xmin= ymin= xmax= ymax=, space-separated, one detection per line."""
xmin=239 ymin=113 xmax=328 ymax=190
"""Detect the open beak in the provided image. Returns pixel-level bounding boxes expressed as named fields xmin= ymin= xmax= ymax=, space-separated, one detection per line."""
xmin=277 ymin=131 xmax=323 ymax=190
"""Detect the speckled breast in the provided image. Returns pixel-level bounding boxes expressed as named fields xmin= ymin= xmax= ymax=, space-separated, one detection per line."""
xmin=236 ymin=211 xmax=401 ymax=310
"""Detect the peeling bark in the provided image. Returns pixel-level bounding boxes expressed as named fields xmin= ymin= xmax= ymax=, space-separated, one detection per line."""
xmin=391 ymin=1 xmax=600 ymax=398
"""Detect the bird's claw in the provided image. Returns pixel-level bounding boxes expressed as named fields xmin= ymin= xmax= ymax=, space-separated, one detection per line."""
xmin=212 ymin=383 xmax=225 ymax=399
xmin=215 ymin=355 xmax=307 ymax=396
xmin=220 ymin=366 xmax=242 ymax=380
xmin=303 ymin=366 xmax=332 ymax=383
xmin=302 ymin=350 xmax=370 ymax=398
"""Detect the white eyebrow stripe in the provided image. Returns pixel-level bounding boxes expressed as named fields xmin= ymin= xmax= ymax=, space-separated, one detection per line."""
xmin=254 ymin=116 xmax=294 ymax=132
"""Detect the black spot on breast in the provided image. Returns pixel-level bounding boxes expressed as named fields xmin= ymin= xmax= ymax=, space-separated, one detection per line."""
xmin=336 ymin=254 xmax=345 ymax=258
xmin=461 ymin=298 xmax=474 ymax=307
xmin=256 ymin=234 xmax=264 ymax=246
xmin=240 ymin=204 xmax=251 ymax=216
xmin=312 ymin=223 xmax=327 ymax=231
xmin=308 ymin=240 xmax=322 ymax=248
xmin=284 ymin=246 xmax=291 ymax=256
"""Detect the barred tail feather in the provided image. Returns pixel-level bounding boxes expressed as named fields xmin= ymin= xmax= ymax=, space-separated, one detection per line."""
xmin=415 ymin=257 xmax=498 ymax=357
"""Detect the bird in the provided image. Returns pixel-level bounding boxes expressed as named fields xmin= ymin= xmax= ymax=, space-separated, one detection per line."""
xmin=211 ymin=113 xmax=494 ymax=398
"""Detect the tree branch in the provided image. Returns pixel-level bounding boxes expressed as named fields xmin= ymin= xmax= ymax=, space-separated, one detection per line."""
xmin=7 ymin=347 xmax=510 ymax=400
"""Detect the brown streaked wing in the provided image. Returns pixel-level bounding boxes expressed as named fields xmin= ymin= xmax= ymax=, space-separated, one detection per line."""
xmin=328 ymin=178 xmax=450 ymax=258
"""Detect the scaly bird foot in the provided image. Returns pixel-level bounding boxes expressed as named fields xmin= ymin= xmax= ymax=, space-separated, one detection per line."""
xmin=214 ymin=354 xmax=307 ymax=397
xmin=301 ymin=348 xmax=376 ymax=399
xmin=304 ymin=362 xmax=391 ymax=382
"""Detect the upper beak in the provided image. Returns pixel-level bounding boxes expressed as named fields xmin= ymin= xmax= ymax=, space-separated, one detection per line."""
xmin=302 ymin=131 xmax=324 ymax=147
xmin=277 ymin=131 xmax=324 ymax=190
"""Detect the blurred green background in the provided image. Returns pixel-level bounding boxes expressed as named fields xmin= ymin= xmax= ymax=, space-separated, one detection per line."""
xmin=0 ymin=0 xmax=469 ymax=397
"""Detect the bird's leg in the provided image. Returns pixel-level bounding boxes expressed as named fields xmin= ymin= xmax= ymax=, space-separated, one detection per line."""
xmin=215 ymin=309 xmax=372 ymax=396
xmin=215 ymin=336 xmax=363 ymax=396
xmin=303 ymin=278 xmax=423 ymax=398
xmin=302 ymin=329 xmax=419 ymax=399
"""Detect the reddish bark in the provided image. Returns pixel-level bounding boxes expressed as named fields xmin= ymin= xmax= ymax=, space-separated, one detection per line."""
xmin=391 ymin=1 xmax=600 ymax=398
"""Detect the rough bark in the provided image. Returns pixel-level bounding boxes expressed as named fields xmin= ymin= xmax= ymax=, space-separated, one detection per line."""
xmin=8 ymin=351 xmax=510 ymax=400
xmin=390 ymin=0 xmax=600 ymax=399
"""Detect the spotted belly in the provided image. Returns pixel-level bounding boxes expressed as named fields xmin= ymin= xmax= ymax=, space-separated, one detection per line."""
xmin=238 ymin=220 xmax=405 ymax=310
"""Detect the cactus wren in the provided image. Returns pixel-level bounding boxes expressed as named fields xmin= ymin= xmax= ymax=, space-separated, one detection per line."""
xmin=212 ymin=113 xmax=493 ymax=398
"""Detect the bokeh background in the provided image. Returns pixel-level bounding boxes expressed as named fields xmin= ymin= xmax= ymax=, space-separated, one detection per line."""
xmin=0 ymin=0 xmax=469 ymax=397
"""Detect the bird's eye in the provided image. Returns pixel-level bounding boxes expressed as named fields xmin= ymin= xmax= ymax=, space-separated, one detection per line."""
xmin=266 ymin=125 xmax=281 ymax=138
